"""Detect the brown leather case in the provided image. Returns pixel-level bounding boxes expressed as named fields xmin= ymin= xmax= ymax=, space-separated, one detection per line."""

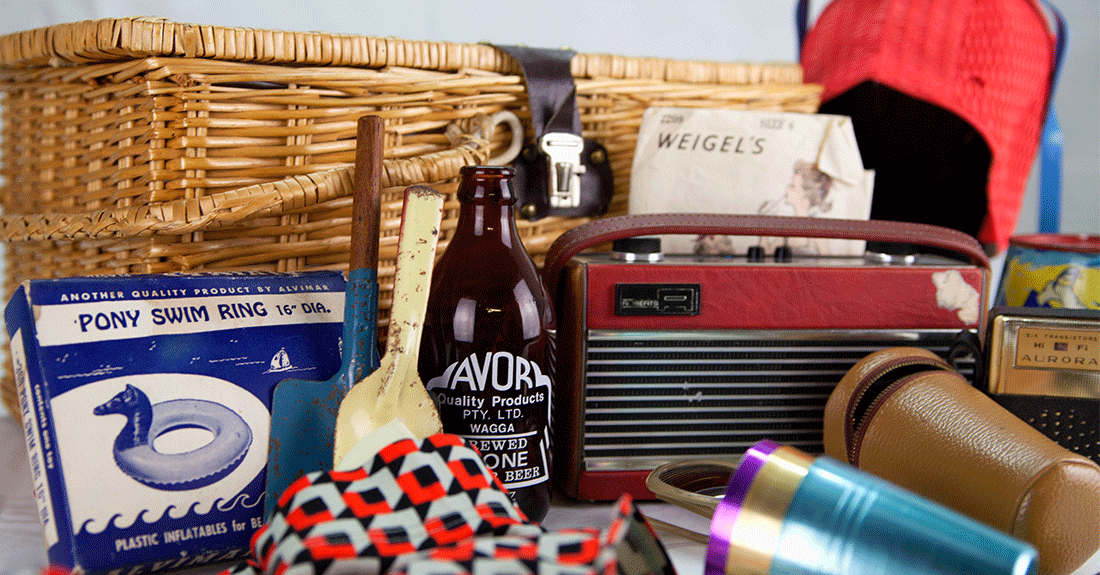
xmin=823 ymin=347 xmax=1100 ymax=575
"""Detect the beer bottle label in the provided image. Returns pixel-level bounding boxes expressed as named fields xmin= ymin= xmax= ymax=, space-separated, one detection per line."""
xmin=425 ymin=351 xmax=551 ymax=490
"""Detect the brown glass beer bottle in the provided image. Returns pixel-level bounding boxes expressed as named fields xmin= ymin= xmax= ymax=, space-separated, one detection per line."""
xmin=419 ymin=165 xmax=554 ymax=521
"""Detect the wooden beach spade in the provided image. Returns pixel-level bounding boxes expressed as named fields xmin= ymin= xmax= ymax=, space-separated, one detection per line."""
xmin=264 ymin=116 xmax=386 ymax=518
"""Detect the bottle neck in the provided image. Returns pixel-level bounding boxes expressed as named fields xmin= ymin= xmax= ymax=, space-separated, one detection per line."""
xmin=455 ymin=166 xmax=521 ymax=246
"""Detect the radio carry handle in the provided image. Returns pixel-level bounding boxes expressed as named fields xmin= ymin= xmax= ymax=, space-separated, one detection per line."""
xmin=541 ymin=214 xmax=991 ymax=297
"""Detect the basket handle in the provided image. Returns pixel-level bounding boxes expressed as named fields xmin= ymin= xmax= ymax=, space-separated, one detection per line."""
xmin=541 ymin=213 xmax=990 ymax=295
xmin=0 ymin=127 xmax=490 ymax=243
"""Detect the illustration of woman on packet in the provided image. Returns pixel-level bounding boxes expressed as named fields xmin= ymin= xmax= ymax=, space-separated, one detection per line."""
xmin=755 ymin=159 xmax=834 ymax=256
xmin=693 ymin=160 xmax=835 ymax=256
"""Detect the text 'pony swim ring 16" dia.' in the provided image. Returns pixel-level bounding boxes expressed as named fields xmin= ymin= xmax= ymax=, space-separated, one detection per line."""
xmin=94 ymin=384 xmax=252 ymax=491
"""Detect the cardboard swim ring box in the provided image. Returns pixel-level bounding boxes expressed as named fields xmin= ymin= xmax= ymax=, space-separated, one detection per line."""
xmin=5 ymin=271 xmax=346 ymax=574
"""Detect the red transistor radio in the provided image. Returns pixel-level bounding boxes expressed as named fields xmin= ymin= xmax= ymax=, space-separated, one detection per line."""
xmin=540 ymin=214 xmax=991 ymax=501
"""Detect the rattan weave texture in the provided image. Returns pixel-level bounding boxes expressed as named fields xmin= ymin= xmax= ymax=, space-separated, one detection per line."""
xmin=0 ymin=17 xmax=820 ymax=415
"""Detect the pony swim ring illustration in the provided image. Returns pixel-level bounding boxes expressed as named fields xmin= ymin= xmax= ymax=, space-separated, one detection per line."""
xmin=93 ymin=384 xmax=252 ymax=491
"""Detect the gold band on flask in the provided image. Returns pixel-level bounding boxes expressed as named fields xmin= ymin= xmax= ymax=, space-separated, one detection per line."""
xmin=722 ymin=445 xmax=813 ymax=575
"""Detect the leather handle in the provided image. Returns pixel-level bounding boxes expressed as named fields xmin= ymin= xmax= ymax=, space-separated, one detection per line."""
xmin=541 ymin=213 xmax=990 ymax=292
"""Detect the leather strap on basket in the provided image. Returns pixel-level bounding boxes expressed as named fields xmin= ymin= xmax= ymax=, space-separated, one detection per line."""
xmin=495 ymin=44 xmax=614 ymax=220
xmin=497 ymin=45 xmax=581 ymax=137
xmin=541 ymin=213 xmax=990 ymax=295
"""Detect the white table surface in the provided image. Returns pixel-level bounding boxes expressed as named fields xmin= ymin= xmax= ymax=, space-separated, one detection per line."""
xmin=0 ymin=411 xmax=708 ymax=575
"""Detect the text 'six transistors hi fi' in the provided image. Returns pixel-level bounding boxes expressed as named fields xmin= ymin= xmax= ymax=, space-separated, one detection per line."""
xmin=540 ymin=214 xmax=991 ymax=501
xmin=984 ymin=306 xmax=1100 ymax=465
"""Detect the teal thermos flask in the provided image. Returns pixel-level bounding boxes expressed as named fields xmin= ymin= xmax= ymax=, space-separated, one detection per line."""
xmin=706 ymin=440 xmax=1038 ymax=575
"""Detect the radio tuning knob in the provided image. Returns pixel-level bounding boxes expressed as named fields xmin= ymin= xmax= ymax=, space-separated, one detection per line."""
xmin=611 ymin=237 xmax=663 ymax=262
xmin=774 ymin=245 xmax=793 ymax=262
xmin=746 ymin=245 xmax=766 ymax=262
xmin=865 ymin=241 xmax=919 ymax=265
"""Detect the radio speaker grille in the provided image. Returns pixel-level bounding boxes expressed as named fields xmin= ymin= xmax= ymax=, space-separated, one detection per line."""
xmin=581 ymin=329 xmax=973 ymax=470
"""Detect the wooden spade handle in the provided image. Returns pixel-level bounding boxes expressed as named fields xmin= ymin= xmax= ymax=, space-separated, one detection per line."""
xmin=350 ymin=115 xmax=383 ymax=272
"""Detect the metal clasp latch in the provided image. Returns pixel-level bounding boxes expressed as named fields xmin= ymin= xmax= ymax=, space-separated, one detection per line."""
xmin=539 ymin=132 xmax=587 ymax=208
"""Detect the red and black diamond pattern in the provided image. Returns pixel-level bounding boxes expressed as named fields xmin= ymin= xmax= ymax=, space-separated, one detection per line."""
xmin=218 ymin=434 xmax=671 ymax=575
xmin=387 ymin=529 xmax=614 ymax=575
xmin=386 ymin=496 xmax=672 ymax=575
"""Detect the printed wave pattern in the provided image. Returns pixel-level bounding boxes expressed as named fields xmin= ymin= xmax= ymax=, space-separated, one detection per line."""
xmin=77 ymin=491 xmax=263 ymax=536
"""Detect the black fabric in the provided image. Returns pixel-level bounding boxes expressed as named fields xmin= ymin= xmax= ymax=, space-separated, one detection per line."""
xmin=820 ymin=81 xmax=992 ymax=245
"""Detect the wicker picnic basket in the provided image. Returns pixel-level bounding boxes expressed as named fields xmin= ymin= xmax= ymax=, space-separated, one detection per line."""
xmin=0 ymin=17 xmax=820 ymax=416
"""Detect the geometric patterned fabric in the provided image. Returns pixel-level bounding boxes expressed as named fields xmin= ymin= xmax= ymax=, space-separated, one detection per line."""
xmin=218 ymin=434 xmax=671 ymax=575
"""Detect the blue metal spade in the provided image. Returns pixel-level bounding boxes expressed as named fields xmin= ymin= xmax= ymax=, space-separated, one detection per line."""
xmin=264 ymin=116 xmax=384 ymax=518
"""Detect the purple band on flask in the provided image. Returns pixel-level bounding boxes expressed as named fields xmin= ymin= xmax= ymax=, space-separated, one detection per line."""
xmin=705 ymin=440 xmax=779 ymax=575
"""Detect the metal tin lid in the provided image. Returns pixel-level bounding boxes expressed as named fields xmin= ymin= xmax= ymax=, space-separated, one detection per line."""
xmin=1010 ymin=234 xmax=1099 ymax=254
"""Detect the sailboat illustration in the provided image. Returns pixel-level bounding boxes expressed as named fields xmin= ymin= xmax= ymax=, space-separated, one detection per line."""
xmin=269 ymin=348 xmax=293 ymax=372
